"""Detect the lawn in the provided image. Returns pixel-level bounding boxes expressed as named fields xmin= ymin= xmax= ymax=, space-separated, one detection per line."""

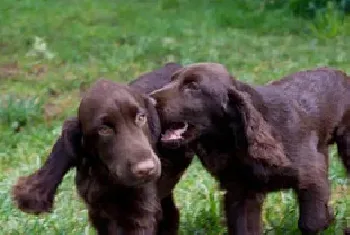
xmin=0 ymin=0 xmax=349 ymax=234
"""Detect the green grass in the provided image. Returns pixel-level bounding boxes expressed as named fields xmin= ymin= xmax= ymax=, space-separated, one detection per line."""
xmin=0 ymin=0 xmax=350 ymax=234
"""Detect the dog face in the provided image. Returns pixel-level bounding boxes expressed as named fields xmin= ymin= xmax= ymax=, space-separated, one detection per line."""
xmin=78 ymin=79 xmax=161 ymax=186
xmin=150 ymin=63 xmax=233 ymax=147
xmin=151 ymin=63 xmax=289 ymax=168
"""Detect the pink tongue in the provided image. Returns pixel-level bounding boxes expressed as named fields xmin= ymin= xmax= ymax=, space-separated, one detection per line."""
xmin=161 ymin=129 xmax=183 ymax=141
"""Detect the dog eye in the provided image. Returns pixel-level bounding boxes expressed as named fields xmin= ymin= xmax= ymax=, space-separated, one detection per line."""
xmin=170 ymin=71 xmax=180 ymax=81
xmin=135 ymin=112 xmax=147 ymax=127
xmin=98 ymin=125 xmax=114 ymax=136
xmin=184 ymin=80 xmax=199 ymax=90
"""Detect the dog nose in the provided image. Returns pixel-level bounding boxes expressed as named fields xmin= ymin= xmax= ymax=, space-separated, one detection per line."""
xmin=132 ymin=160 xmax=155 ymax=177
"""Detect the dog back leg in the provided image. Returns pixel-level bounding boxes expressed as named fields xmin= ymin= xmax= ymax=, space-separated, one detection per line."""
xmin=335 ymin=113 xmax=350 ymax=176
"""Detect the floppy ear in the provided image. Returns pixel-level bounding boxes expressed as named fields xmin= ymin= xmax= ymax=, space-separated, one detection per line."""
xmin=12 ymin=117 xmax=81 ymax=214
xmin=224 ymin=87 xmax=290 ymax=168
xmin=144 ymin=96 xmax=161 ymax=147
xmin=128 ymin=62 xmax=183 ymax=94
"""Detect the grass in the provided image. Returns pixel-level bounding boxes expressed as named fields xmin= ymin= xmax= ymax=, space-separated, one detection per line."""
xmin=0 ymin=0 xmax=350 ymax=234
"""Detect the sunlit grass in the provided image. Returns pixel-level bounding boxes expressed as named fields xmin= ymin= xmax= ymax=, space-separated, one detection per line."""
xmin=0 ymin=0 xmax=349 ymax=234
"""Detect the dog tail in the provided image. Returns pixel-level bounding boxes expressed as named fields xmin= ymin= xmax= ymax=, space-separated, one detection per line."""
xmin=11 ymin=118 xmax=80 ymax=214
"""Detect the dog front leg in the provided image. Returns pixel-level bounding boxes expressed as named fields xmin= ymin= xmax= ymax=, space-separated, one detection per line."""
xmin=245 ymin=193 xmax=265 ymax=235
xmin=297 ymin=178 xmax=334 ymax=234
xmin=157 ymin=193 xmax=179 ymax=235
xmin=224 ymin=190 xmax=264 ymax=235
xmin=88 ymin=210 xmax=111 ymax=235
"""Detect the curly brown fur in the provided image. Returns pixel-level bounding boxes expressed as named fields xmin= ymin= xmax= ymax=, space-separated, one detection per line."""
xmin=12 ymin=117 xmax=79 ymax=214
xmin=12 ymin=63 xmax=195 ymax=234
xmin=151 ymin=63 xmax=350 ymax=234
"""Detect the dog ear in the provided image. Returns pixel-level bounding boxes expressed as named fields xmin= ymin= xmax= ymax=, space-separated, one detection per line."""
xmin=12 ymin=117 xmax=81 ymax=214
xmin=224 ymin=87 xmax=290 ymax=168
xmin=144 ymin=96 xmax=161 ymax=146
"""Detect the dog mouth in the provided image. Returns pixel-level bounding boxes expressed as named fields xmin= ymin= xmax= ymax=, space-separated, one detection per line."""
xmin=116 ymin=174 xmax=158 ymax=188
xmin=161 ymin=122 xmax=196 ymax=146
xmin=129 ymin=177 xmax=155 ymax=187
xmin=110 ymin=168 xmax=160 ymax=188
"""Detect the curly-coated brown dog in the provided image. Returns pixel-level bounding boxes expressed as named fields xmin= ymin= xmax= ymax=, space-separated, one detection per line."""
xmin=12 ymin=63 xmax=195 ymax=234
xmin=151 ymin=63 xmax=350 ymax=235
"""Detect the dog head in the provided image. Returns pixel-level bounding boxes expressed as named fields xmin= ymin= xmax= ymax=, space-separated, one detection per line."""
xmin=77 ymin=79 xmax=161 ymax=186
xmin=151 ymin=63 xmax=289 ymax=167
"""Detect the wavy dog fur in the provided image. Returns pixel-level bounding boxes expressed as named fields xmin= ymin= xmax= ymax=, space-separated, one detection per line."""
xmin=12 ymin=63 xmax=195 ymax=234
xmin=151 ymin=63 xmax=350 ymax=235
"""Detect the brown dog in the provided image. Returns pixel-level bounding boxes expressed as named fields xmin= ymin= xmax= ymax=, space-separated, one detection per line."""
xmin=151 ymin=63 xmax=350 ymax=234
xmin=345 ymin=228 xmax=350 ymax=235
xmin=12 ymin=63 xmax=195 ymax=234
